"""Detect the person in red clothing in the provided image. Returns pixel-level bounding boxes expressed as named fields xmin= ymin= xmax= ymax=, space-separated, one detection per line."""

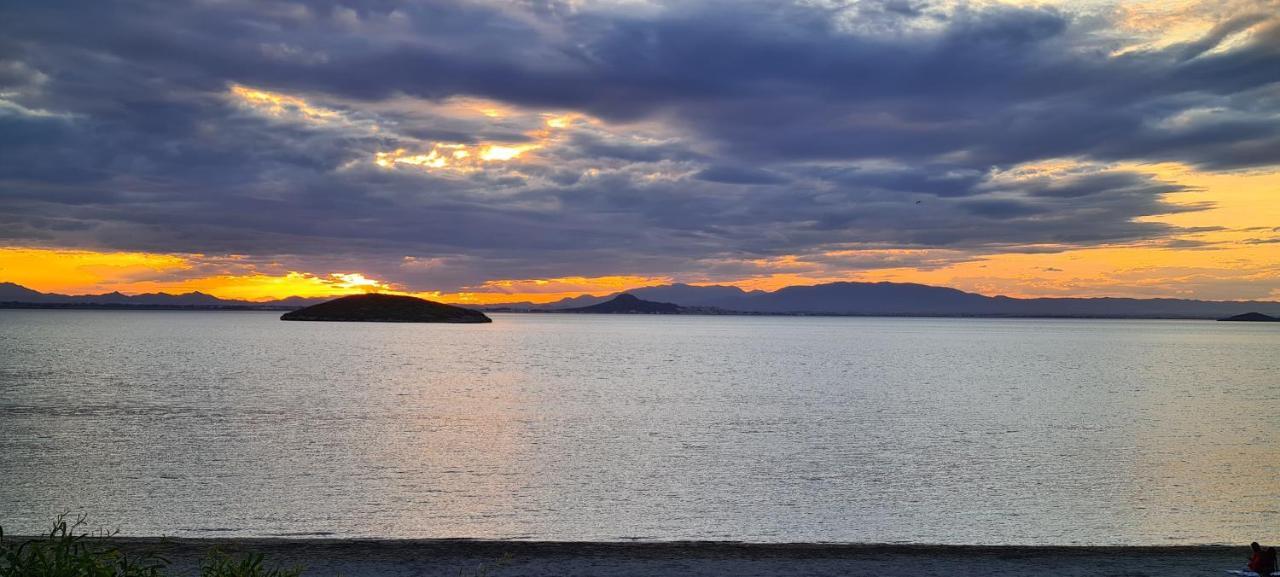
xmin=1249 ymin=542 xmax=1278 ymax=576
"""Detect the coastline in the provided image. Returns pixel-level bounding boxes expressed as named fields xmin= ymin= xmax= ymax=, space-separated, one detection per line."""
xmin=0 ymin=304 xmax=1257 ymax=320
xmin=8 ymin=537 xmax=1251 ymax=577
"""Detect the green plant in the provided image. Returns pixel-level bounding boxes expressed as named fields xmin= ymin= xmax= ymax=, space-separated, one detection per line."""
xmin=199 ymin=551 xmax=302 ymax=577
xmin=0 ymin=514 xmax=166 ymax=577
xmin=2 ymin=517 xmax=306 ymax=577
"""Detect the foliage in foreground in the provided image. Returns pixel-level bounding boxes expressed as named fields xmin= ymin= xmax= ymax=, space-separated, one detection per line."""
xmin=0 ymin=516 xmax=302 ymax=577
xmin=191 ymin=552 xmax=300 ymax=577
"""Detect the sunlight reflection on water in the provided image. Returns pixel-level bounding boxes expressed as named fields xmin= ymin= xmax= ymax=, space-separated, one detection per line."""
xmin=1 ymin=311 xmax=1277 ymax=544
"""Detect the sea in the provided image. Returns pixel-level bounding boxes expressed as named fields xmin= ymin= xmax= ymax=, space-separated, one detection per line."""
xmin=1 ymin=310 xmax=1277 ymax=545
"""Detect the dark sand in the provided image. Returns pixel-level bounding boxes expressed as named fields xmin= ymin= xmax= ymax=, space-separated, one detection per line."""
xmin=46 ymin=538 xmax=1257 ymax=577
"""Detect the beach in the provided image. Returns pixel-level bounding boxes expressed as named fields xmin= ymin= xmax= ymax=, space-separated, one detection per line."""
xmin=71 ymin=538 xmax=1248 ymax=577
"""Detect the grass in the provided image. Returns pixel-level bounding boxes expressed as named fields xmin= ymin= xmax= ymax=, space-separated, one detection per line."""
xmin=1 ymin=515 xmax=302 ymax=577
xmin=193 ymin=552 xmax=301 ymax=577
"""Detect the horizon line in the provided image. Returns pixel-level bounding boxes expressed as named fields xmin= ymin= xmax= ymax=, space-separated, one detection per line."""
xmin=6 ymin=279 xmax=1280 ymax=306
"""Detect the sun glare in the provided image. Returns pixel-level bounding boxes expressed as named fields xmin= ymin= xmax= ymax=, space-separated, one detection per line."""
xmin=330 ymin=272 xmax=388 ymax=292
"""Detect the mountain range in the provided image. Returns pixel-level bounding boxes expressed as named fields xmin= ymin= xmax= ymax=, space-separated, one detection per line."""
xmin=0 ymin=282 xmax=327 ymax=310
xmin=4 ymin=281 xmax=1280 ymax=319
xmin=484 ymin=282 xmax=1280 ymax=319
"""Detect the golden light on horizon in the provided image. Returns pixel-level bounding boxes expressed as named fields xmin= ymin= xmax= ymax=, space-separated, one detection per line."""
xmin=148 ymin=272 xmax=388 ymax=301
xmin=2 ymin=158 xmax=1278 ymax=304
xmin=416 ymin=275 xmax=677 ymax=305
xmin=0 ymin=248 xmax=396 ymax=302
xmin=0 ymin=247 xmax=192 ymax=294
xmin=329 ymin=272 xmax=390 ymax=292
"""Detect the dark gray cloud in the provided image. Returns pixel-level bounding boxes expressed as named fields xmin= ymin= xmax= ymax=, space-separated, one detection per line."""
xmin=695 ymin=165 xmax=789 ymax=185
xmin=0 ymin=0 xmax=1276 ymax=290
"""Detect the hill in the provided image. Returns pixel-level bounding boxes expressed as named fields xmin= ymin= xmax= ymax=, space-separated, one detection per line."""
xmin=560 ymin=294 xmax=684 ymax=314
xmin=500 ymin=281 xmax=1280 ymax=319
xmin=280 ymin=294 xmax=492 ymax=323
xmin=1218 ymin=312 xmax=1280 ymax=322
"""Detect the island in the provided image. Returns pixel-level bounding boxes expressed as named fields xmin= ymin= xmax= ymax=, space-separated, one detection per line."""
xmin=280 ymin=293 xmax=492 ymax=323
xmin=561 ymin=293 xmax=684 ymax=314
xmin=1217 ymin=312 xmax=1280 ymax=322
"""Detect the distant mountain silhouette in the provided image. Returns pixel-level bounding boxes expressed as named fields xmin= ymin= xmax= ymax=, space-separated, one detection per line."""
xmin=0 ymin=282 xmax=46 ymax=302
xmin=281 ymin=294 xmax=491 ymax=323
xmin=625 ymin=283 xmax=761 ymax=307
xmin=0 ymin=282 xmax=327 ymax=310
xmin=726 ymin=282 xmax=991 ymax=314
xmin=1218 ymin=312 xmax=1280 ymax=322
xmin=6 ymin=280 xmax=1280 ymax=319
xmin=478 ymin=283 xmax=762 ymax=311
xmin=69 ymin=290 xmax=229 ymax=306
xmin=561 ymin=294 xmax=684 ymax=314
xmin=485 ymin=281 xmax=1280 ymax=319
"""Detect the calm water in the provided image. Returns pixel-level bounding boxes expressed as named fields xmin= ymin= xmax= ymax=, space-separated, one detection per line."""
xmin=1 ymin=310 xmax=1277 ymax=545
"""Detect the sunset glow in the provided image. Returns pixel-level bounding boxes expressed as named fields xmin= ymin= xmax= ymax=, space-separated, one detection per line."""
xmin=5 ymin=156 xmax=1278 ymax=303
xmin=4 ymin=156 xmax=1279 ymax=302
xmin=3 ymin=0 xmax=1279 ymax=304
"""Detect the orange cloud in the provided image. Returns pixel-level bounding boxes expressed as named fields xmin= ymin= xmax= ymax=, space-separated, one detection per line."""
xmin=3 ymin=160 xmax=1277 ymax=305
xmin=0 ymin=248 xmax=678 ymax=305
xmin=0 ymin=246 xmax=192 ymax=294
xmin=119 ymin=272 xmax=390 ymax=301
xmin=0 ymin=247 xmax=387 ymax=302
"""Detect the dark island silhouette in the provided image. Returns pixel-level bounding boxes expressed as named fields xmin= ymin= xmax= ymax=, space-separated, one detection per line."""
xmin=561 ymin=293 xmax=683 ymax=314
xmin=280 ymin=293 xmax=491 ymax=323
xmin=1218 ymin=312 xmax=1280 ymax=322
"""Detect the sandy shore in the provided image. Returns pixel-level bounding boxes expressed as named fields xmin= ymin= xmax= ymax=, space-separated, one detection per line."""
xmin=33 ymin=538 xmax=1257 ymax=577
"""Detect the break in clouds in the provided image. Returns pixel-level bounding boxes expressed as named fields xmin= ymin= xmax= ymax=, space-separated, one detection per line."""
xmin=1 ymin=0 xmax=1279 ymax=291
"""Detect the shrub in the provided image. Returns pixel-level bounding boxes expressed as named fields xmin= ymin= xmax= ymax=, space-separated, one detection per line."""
xmin=0 ymin=514 xmax=165 ymax=577
xmin=1 ymin=516 xmax=302 ymax=577
xmin=198 ymin=552 xmax=301 ymax=577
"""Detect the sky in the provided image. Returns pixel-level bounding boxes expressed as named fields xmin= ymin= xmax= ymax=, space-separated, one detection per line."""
xmin=1 ymin=0 xmax=1278 ymax=304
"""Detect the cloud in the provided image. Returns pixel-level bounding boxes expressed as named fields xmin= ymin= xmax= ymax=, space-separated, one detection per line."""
xmin=694 ymin=165 xmax=789 ymax=185
xmin=0 ymin=0 xmax=1276 ymax=293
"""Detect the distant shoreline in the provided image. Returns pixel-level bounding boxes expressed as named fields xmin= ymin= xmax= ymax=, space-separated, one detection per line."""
xmin=0 ymin=302 xmax=1255 ymax=320
xmin=485 ymin=308 xmax=1238 ymax=320
xmin=0 ymin=302 xmax=295 ymax=311
xmin=6 ymin=280 xmax=1279 ymax=320
xmin=1 ymin=537 xmax=1249 ymax=577
xmin=6 ymin=535 xmax=1245 ymax=553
